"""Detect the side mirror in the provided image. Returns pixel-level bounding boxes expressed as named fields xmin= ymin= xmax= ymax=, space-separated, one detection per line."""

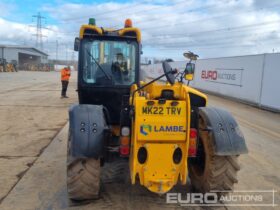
xmin=184 ymin=63 xmax=195 ymax=81
xmin=162 ymin=61 xmax=176 ymax=85
xmin=74 ymin=37 xmax=80 ymax=51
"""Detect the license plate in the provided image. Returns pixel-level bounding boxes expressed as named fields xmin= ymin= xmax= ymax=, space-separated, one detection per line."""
xmin=141 ymin=106 xmax=182 ymax=115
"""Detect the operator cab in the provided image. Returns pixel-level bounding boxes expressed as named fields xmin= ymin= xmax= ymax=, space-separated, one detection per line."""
xmin=74 ymin=18 xmax=141 ymax=124
xmin=82 ymin=39 xmax=137 ymax=86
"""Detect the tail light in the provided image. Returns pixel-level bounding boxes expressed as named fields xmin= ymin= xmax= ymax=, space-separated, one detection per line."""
xmin=120 ymin=136 xmax=129 ymax=145
xmin=119 ymin=127 xmax=131 ymax=156
xmin=121 ymin=127 xmax=130 ymax=136
xmin=188 ymin=128 xmax=197 ymax=157
xmin=120 ymin=146 xmax=130 ymax=156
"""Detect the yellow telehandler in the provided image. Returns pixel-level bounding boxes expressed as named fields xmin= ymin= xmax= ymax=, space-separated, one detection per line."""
xmin=67 ymin=18 xmax=248 ymax=200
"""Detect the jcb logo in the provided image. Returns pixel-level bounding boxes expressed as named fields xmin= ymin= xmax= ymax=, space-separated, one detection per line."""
xmin=140 ymin=124 xmax=152 ymax=136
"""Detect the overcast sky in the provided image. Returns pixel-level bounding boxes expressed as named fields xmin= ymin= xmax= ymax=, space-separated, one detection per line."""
xmin=0 ymin=0 xmax=280 ymax=61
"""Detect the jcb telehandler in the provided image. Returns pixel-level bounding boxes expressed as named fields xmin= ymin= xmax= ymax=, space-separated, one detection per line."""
xmin=67 ymin=18 xmax=248 ymax=200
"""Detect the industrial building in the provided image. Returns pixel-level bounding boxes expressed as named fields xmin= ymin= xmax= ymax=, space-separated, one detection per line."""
xmin=0 ymin=45 xmax=48 ymax=69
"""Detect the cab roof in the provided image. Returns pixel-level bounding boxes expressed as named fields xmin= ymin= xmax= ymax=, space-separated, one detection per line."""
xmin=79 ymin=24 xmax=141 ymax=42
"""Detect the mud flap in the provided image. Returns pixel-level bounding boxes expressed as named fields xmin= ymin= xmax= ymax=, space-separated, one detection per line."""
xmin=199 ymin=107 xmax=248 ymax=156
xmin=69 ymin=104 xmax=109 ymax=158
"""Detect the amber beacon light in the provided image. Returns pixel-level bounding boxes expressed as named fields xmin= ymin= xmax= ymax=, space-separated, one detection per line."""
xmin=124 ymin=19 xmax=133 ymax=28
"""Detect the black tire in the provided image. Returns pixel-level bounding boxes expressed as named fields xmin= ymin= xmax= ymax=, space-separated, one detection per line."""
xmin=188 ymin=116 xmax=240 ymax=195
xmin=67 ymin=134 xmax=100 ymax=200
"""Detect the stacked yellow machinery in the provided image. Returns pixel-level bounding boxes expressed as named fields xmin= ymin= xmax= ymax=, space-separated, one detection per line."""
xmin=0 ymin=59 xmax=17 ymax=72
xmin=22 ymin=63 xmax=53 ymax=71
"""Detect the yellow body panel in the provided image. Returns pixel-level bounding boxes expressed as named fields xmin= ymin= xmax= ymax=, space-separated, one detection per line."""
xmin=118 ymin=28 xmax=141 ymax=42
xmin=136 ymin=99 xmax=187 ymax=141
xmin=130 ymin=81 xmax=207 ymax=194
xmin=79 ymin=25 xmax=103 ymax=38
xmin=137 ymin=143 xmax=187 ymax=193
xmin=79 ymin=25 xmax=141 ymax=42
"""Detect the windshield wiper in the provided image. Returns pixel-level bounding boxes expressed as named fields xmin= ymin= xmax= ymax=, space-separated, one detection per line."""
xmin=86 ymin=49 xmax=112 ymax=80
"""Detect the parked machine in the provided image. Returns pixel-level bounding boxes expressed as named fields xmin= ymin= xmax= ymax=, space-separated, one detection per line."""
xmin=67 ymin=18 xmax=248 ymax=200
xmin=0 ymin=59 xmax=17 ymax=72
xmin=0 ymin=58 xmax=7 ymax=72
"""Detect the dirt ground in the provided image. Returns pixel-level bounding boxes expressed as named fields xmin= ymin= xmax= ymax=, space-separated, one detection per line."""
xmin=0 ymin=71 xmax=77 ymax=203
xmin=0 ymin=71 xmax=279 ymax=210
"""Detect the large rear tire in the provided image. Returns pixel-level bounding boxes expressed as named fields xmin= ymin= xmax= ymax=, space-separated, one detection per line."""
xmin=67 ymin=134 xmax=100 ymax=200
xmin=188 ymin=116 xmax=240 ymax=195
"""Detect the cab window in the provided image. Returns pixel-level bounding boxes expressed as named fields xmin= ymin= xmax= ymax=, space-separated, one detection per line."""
xmin=82 ymin=39 xmax=137 ymax=85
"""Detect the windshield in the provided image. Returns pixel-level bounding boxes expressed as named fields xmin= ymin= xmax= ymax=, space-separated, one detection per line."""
xmin=82 ymin=39 xmax=137 ymax=86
